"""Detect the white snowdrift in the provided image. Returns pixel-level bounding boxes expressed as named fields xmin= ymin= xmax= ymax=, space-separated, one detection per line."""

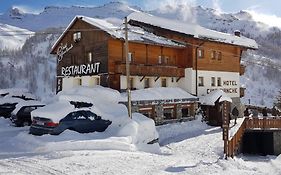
xmin=26 ymin=86 xmax=160 ymax=153
xmin=12 ymin=100 xmax=45 ymax=115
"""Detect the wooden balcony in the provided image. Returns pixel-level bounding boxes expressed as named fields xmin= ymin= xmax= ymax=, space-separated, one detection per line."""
xmin=240 ymin=64 xmax=246 ymax=75
xmin=240 ymin=87 xmax=245 ymax=98
xmin=115 ymin=63 xmax=185 ymax=77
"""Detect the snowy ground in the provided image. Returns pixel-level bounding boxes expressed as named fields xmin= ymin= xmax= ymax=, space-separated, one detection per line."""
xmin=0 ymin=116 xmax=281 ymax=175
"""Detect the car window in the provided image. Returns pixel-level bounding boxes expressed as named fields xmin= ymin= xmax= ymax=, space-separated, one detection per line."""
xmin=82 ymin=111 xmax=99 ymax=121
xmin=23 ymin=106 xmax=36 ymax=113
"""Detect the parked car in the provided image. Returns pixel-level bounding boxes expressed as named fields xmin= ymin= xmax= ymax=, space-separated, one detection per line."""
xmin=0 ymin=92 xmax=36 ymax=118
xmin=29 ymin=110 xmax=112 ymax=136
xmin=10 ymin=101 xmax=45 ymax=127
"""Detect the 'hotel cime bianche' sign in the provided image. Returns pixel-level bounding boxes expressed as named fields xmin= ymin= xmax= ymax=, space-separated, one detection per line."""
xmin=207 ymin=80 xmax=238 ymax=94
xmin=61 ymin=63 xmax=100 ymax=76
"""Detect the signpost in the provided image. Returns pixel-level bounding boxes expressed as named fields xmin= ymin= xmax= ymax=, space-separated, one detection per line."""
xmin=222 ymin=101 xmax=229 ymax=159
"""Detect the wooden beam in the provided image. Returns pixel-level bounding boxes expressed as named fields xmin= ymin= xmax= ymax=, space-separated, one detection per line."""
xmin=140 ymin=76 xmax=146 ymax=82
xmin=176 ymin=77 xmax=182 ymax=82
xmin=154 ymin=76 xmax=160 ymax=82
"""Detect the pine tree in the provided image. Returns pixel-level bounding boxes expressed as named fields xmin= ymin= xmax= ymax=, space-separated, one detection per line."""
xmin=275 ymin=89 xmax=281 ymax=110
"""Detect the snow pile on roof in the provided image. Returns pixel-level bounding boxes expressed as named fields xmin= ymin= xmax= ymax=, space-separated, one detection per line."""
xmin=120 ymin=87 xmax=198 ymax=102
xmin=127 ymin=12 xmax=258 ymax=49
xmin=52 ymin=15 xmax=184 ymax=51
xmin=12 ymin=100 xmax=45 ymax=115
xmin=199 ymin=90 xmax=232 ymax=106
xmin=82 ymin=16 xmax=184 ymax=47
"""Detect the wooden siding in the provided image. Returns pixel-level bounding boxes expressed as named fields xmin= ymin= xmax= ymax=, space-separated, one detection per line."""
xmin=129 ymin=20 xmax=244 ymax=73
xmin=54 ymin=18 xmax=109 ymax=77
xmin=108 ymin=38 xmax=187 ymax=75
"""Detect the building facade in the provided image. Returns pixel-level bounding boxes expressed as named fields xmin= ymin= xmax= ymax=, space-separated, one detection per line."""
xmin=51 ymin=13 xmax=257 ymax=109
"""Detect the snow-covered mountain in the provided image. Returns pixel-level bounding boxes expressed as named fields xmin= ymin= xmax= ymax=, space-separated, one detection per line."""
xmin=0 ymin=2 xmax=280 ymax=107
xmin=0 ymin=23 xmax=33 ymax=50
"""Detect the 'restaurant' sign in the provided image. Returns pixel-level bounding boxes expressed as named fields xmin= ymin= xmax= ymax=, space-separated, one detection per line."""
xmin=61 ymin=62 xmax=100 ymax=76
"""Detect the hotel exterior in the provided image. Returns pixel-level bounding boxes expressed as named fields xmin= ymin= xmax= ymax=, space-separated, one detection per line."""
xmin=50 ymin=12 xmax=257 ymax=122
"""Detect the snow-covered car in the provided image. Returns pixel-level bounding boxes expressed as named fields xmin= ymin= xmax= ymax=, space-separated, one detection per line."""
xmin=30 ymin=109 xmax=112 ymax=136
xmin=10 ymin=101 xmax=45 ymax=127
xmin=0 ymin=91 xmax=37 ymax=118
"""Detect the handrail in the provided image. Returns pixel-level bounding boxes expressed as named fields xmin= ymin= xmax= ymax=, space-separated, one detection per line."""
xmin=227 ymin=117 xmax=281 ymax=157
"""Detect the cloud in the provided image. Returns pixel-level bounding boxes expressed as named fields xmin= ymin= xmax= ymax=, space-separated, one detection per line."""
xmin=142 ymin=0 xmax=196 ymax=22
xmin=247 ymin=10 xmax=281 ymax=29
xmin=12 ymin=5 xmax=42 ymax=14
xmin=211 ymin=0 xmax=222 ymax=14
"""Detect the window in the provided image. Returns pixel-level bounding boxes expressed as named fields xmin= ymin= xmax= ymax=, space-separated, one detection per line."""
xmin=198 ymin=77 xmax=204 ymax=86
xmin=211 ymin=77 xmax=216 ymax=86
xmin=211 ymin=51 xmax=216 ymax=60
xmin=130 ymin=77 xmax=134 ymax=89
xmin=161 ymin=78 xmax=167 ymax=87
xmin=128 ymin=52 xmax=133 ymax=62
xmin=96 ymin=77 xmax=100 ymax=85
xmin=217 ymin=77 xmax=222 ymax=86
xmin=217 ymin=52 xmax=222 ymax=61
xmin=198 ymin=49 xmax=204 ymax=58
xmin=144 ymin=78 xmax=150 ymax=88
xmin=73 ymin=32 xmax=81 ymax=42
xmin=88 ymin=52 xmax=92 ymax=63
xmin=158 ymin=56 xmax=162 ymax=64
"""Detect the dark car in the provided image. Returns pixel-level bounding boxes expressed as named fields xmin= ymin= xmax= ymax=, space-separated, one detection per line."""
xmin=29 ymin=110 xmax=112 ymax=136
xmin=0 ymin=103 xmax=17 ymax=118
xmin=10 ymin=103 xmax=45 ymax=127
xmin=0 ymin=94 xmax=36 ymax=118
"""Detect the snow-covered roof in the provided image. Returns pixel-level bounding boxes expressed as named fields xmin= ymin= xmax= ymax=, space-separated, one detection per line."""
xmin=199 ymin=90 xmax=232 ymax=106
xmin=13 ymin=100 xmax=45 ymax=114
xmin=120 ymin=87 xmax=198 ymax=103
xmin=128 ymin=12 xmax=258 ymax=49
xmin=51 ymin=15 xmax=185 ymax=53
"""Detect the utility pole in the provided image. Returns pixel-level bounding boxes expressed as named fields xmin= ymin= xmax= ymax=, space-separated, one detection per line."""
xmin=125 ymin=17 xmax=132 ymax=119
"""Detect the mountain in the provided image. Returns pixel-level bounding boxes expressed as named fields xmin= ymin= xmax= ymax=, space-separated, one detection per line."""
xmin=0 ymin=23 xmax=33 ymax=50
xmin=0 ymin=2 xmax=280 ymax=107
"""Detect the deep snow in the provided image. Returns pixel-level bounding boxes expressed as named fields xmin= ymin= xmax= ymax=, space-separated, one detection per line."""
xmin=0 ymin=116 xmax=280 ymax=175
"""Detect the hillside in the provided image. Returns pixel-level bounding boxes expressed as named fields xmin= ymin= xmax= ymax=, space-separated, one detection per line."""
xmin=0 ymin=2 xmax=280 ymax=106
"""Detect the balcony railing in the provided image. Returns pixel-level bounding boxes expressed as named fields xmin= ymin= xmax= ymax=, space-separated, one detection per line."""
xmin=115 ymin=63 xmax=185 ymax=78
xmin=240 ymin=65 xmax=246 ymax=75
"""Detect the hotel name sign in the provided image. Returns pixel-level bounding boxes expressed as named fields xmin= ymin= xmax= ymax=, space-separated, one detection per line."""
xmin=206 ymin=80 xmax=238 ymax=94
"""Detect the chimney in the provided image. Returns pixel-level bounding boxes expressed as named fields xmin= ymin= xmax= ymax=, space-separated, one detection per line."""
xmin=234 ymin=30 xmax=241 ymax=37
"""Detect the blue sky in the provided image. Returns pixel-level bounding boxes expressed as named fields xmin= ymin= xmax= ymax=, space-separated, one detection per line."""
xmin=0 ymin=0 xmax=280 ymax=17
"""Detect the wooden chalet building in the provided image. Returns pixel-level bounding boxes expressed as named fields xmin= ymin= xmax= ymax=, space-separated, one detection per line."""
xmin=50 ymin=13 xmax=257 ymax=123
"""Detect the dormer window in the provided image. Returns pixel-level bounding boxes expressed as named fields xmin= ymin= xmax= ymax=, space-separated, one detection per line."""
xmin=73 ymin=32 xmax=81 ymax=42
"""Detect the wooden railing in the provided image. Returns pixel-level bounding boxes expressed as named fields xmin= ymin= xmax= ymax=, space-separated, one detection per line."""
xmin=227 ymin=117 xmax=281 ymax=157
xmin=115 ymin=63 xmax=185 ymax=77
xmin=239 ymin=64 xmax=246 ymax=75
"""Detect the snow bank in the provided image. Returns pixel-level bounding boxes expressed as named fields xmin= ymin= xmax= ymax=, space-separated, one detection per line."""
xmin=25 ymin=86 xmax=160 ymax=153
xmin=200 ymin=89 xmax=232 ymax=106
xmin=57 ymin=86 xmax=121 ymax=104
xmin=0 ymin=88 xmax=28 ymax=96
